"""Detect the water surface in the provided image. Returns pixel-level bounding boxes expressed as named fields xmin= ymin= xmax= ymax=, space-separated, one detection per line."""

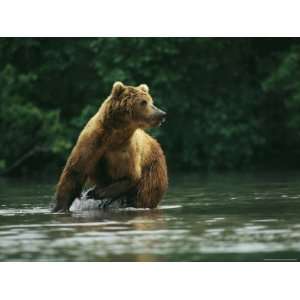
xmin=1 ymin=172 xmax=300 ymax=261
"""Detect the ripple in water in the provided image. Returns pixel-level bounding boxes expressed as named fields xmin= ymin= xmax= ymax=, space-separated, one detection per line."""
xmin=1 ymin=172 xmax=300 ymax=261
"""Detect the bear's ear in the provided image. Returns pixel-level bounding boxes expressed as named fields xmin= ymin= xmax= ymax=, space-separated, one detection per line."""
xmin=111 ymin=81 xmax=125 ymax=99
xmin=138 ymin=84 xmax=149 ymax=93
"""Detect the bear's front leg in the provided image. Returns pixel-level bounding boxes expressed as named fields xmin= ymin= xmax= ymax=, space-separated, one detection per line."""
xmin=52 ymin=168 xmax=86 ymax=212
xmin=86 ymin=179 xmax=134 ymax=200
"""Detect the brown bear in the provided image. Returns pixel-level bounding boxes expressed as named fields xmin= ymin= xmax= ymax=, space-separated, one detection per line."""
xmin=52 ymin=81 xmax=168 ymax=212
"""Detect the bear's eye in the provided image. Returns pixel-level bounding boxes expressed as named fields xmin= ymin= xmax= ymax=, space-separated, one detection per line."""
xmin=140 ymin=100 xmax=147 ymax=107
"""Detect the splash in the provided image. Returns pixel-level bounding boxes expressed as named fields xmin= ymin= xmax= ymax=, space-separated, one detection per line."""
xmin=70 ymin=189 xmax=127 ymax=211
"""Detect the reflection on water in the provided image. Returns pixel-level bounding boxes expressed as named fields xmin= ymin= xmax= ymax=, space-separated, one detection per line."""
xmin=1 ymin=172 xmax=300 ymax=261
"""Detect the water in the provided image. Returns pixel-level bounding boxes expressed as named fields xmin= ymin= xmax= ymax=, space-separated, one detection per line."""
xmin=1 ymin=172 xmax=300 ymax=261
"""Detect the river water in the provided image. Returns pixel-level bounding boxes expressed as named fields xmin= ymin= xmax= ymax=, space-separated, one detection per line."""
xmin=0 ymin=172 xmax=300 ymax=261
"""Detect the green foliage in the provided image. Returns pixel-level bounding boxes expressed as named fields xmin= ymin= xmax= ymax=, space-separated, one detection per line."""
xmin=263 ymin=46 xmax=300 ymax=145
xmin=0 ymin=63 xmax=69 ymax=174
xmin=0 ymin=37 xmax=299 ymax=175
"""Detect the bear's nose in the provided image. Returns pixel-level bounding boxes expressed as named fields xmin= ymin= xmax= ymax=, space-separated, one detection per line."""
xmin=159 ymin=110 xmax=167 ymax=124
xmin=158 ymin=109 xmax=167 ymax=118
xmin=160 ymin=110 xmax=167 ymax=117
xmin=152 ymin=105 xmax=167 ymax=120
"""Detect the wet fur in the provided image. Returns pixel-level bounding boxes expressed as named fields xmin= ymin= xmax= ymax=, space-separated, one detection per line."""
xmin=53 ymin=83 xmax=168 ymax=212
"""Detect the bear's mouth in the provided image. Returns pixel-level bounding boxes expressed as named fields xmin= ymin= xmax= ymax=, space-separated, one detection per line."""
xmin=146 ymin=114 xmax=166 ymax=128
xmin=151 ymin=106 xmax=167 ymax=127
xmin=158 ymin=117 xmax=166 ymax=127
xmin=153 ymin=116 xmax=166 ymax=128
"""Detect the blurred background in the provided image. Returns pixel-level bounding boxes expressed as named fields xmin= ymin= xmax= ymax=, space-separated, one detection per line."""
xmin=1 ymin=37 xmax=300 ymax=177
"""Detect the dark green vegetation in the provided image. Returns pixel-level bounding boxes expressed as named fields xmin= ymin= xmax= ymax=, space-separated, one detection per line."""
xmin=1 ymin=38 xmax=300 ymax=176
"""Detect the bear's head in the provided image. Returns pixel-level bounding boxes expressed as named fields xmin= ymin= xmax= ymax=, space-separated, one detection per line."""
xmin=104 ymin=81 xmax=166 ymax=129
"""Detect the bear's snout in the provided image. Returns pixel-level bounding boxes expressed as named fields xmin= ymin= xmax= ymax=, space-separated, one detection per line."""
xmin=153 ymin=105 xmax=167 ymax=119
xmin=151 ymin=105 xmax=167 ymax=127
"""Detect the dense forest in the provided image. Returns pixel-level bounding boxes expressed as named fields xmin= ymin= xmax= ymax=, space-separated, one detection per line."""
xmin=1 ymin=37 xmax=300 ymax=176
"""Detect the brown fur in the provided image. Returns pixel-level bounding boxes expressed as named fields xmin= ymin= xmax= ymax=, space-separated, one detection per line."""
xmin=53 ymin=82 xmax=168 ymax=212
